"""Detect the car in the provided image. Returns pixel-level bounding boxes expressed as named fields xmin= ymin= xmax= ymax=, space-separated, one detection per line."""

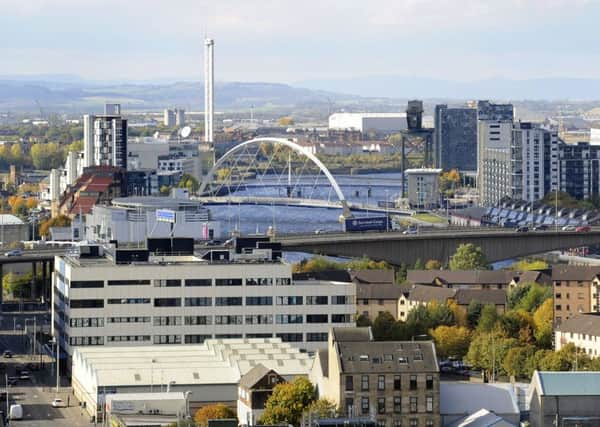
xmin=576 ymin=225 xmax=591 ymax=232
xmin=3 ymin=250 xmax=22 ymax=257
xmin=51 ymin=398 xmax=66 ymax=408
xmin=516 ymin=226 xmax=529 ymax=233
xmin=6 ymin=378 xmax=17 ymax=386
xmin=533 ymin=224 xmax=548 ymax=231
xmin=562 ymin=225 xmax=576 ymax=231
xmin=314 ymin=229 xmax=323 ymax=234
xmin=403 ymin=227 xmax=418 ymax=235
xmin=2 ymin=351 xmax=12 ymax=359
xmin=18 ymin=371 xmax=30 ymax=380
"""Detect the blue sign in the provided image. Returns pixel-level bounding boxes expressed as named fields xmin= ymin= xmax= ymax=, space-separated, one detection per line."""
xmin=344 ymin=216 xmax=390 ymax=232
xmin=156 ymin=209 xmax=176 ymax=223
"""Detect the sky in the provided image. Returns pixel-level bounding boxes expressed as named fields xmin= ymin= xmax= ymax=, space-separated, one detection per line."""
xmin=2 ymin=0 xmax=600 ymax=84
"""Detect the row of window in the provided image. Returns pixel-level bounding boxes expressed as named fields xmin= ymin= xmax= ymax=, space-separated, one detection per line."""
xmin=69 ymin=296 xmax=353 ymax=308
xmin=346 ymin=374 xmax=434 ymax=392
xmin=68 ymin=278 xmax=294 ymax=288
xmin=348 ymin=395 xmax=434 ymax=415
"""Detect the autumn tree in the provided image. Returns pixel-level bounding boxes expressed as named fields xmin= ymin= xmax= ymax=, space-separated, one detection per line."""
xmin=430 ymin=325 xmax=471 ymax=359
xmin=503 ymin=345 xmax=536 ymax=379
xmin=307 ymin=398 xmax=338 ymax=418
xmin=177 ymin=173 xmax=199 ymax=194
xmin=39 ymin=215 xmax=71 ymax=238
xmin=277 ymin=116 xmax=295 ymax=127
xmin=466 ymin=329 xmax=517 ymax=379
xmin=425 ymin=259 xmax=442 ymax=270
xmin=259 ymin=377 xmax=315 ymax=426
xmin=194 ymin=403 xmax=235 ymax=427
xmin=532 ymin=298 xmax=553 ymax=348
xmin=449 ymin=243 xmax=488 ymax=271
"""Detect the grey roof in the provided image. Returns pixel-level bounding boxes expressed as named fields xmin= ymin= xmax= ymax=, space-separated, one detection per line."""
xmin=351 ymin=269 xmax=395 ymax=284
xmin=238 ymin=364 xmax=280 ymax=389
xmin=557 ymin=312 xmax=600 ymax=335
xmin=409 ymin=285 xmax=456 ymax=303
xmin=356 ymin=282 xmax=403 ymax=300
xmin=440 ymin=382 xmax=520 ymax=415
xmin=407 ymin=270 xmax=514 ymax=286
xmin=337 ymin=341 xmax=438 ymax=374
xmin=535 ymin=371 xmax=600 ymax=396
xmin=454 ymin=289 xmax=507 ymax=306
xmin=448 ymin=408 xmax=516 ymax=427
xmin=331 ymin=327 xmax=372 ymax=343
xmin=551 ymin=265 xmax=600 ymax=282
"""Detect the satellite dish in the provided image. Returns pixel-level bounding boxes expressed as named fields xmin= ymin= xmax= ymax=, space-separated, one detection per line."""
xmin=153 ymin=131 xmax=160 ymax=139
xmin=180 ymin=126 xmax=192 ymax=138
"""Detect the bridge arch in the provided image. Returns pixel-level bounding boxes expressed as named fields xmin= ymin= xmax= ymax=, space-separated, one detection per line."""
xmin=199 ymin=137 xmax=350 ymax=214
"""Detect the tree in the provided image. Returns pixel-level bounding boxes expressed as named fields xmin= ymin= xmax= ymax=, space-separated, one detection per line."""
xmin=425 ymin=259 xmax=442 ymax=270
xmin=449 ymin=243 xmax=488 ymax=270
xmin=356 ymin=314 xmax=372 ymax=327
xmin=216 ymin=168 xmax=231 ymax=181
xmin=67 ymin=140 xmax=84 ymax=153
xmin=2 ymin=272 xmax=32 ymax=299
xmin=466 ymin=330 xmax=517 ymax=379
xmin=346 ymin=256 xmax=390 ymax=271
xmin=413 ymin=258 xmax=424 ymax=270
xmin=307 ymin=398 xmax=338 ymax=418
xmin=292 ymin=256 xmax=342 ymax=273
xmin=39 ymin=215 xmax=71 ymax=238
xmin=430 ymin=325 xmax=471 ymax=359
xmin=466 ymin=300 xmax=484 ymax=328
xmin=533 ymin=298 xmax=553 ymax=348
xmin=372 ymin=311 xmax=396 ymax=340
xmin=476 ymin=304 xmax=499 ymax=332
xmin=177 ymin=173 xmax=199 ymax=194
xmin=277 ymin=117 xmax=295 ymax=127
xmin=510 ymin=259 xmax=549 ymax=271
xmin=503 ymin=345 xmax=536 ymax=379
xmin=515 ymin=283 xmax=552 ymax=312
xmin=30 ymin=142 xmax=64 ymax=169
xmin=259 ymin=377 xmax=315 ymax=426
xmin=194 ymin=403 xmax=235 ymax=427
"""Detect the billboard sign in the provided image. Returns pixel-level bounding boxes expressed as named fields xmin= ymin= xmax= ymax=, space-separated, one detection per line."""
xmin=156 ymin=209 xmax=176 ymax=223
xmin=344 ymin=216 xmax=390 ymax=232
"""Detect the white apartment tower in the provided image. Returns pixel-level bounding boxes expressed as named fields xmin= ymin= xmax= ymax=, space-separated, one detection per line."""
xmin=204 ymin=38 xmax=214 ymax=144
xmin=83 ymin=104 xmax=128 ymax=170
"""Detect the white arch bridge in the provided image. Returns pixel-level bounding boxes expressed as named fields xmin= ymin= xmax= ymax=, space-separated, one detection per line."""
xmin=198 ymin=137 xmax=355 ymax=217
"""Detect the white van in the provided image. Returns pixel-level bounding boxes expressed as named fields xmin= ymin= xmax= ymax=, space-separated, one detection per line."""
xmin=9 ymin=404 xmax=23 ymax=420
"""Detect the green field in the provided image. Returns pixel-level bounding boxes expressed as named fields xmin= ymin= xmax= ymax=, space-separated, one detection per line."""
xmin=413 ymin=213 xmax=447 ymax=224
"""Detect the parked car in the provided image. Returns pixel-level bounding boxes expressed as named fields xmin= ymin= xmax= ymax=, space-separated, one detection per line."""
xmin=6 ymin=377 xmax=17 ymax=386
xmin=51 ymin=398 xmax=66 ymax=408
xmin=516 ymin=226 xmax=529 ymax=233
xmin=9 ymin=404 xmax=22 ymax=420
xmin=4 ymin=250 xmax=22 ymax=257
xmin=576 ymin=225 xmax=591 ymax=232
xmin=403 ymin=227 xmax=418 ymax=235
xmin=2 ymin=351 xmax=12 ymax=358
xmin=18 ymin=371 xmax=30 ymax=380
xmin=533 ymin=224 xmax=548 ymax=231
xmin=562 ymin=225 xmax=576 ymax=231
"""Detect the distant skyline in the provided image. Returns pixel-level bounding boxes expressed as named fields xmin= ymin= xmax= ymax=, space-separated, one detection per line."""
xmin=3 ymin=0 xmax=600 ymax=85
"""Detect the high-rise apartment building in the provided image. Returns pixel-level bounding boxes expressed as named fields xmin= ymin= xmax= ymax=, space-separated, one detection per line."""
xmin=559 ymin=142 xmax=600 ymax=200
xmin=477 ymin=101 xmax=514 ymax=206
xmin=83 ymin=103 xmax=128 ymax=170
xmin=511 ymin=122 xmax=559 ymax=203
xmin=433 ymin=105 xmax=477 ymax=171
xmin=163 ymin=109 xmax=176 ymax=127
xmin=175 ymin=108 xmax=185 ymax=126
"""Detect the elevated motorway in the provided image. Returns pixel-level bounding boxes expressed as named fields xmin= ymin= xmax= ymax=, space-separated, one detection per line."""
xmin=275 ymin=227 xmax=600 ymax=265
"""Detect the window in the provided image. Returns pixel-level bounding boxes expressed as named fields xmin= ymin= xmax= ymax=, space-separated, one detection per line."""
xmin=154 ymin=279 xmax=181 ymax=287
xmin=154 ymin=335 xmax=181 ymax=344
xmin=306 ymin=296 xmax=328 ymax=305
xmin=185 ymin=297 xmax=211 ymax=307
xmin=69 ymin=317 xmax=104 ymax=328
xmin=345 ymin=376 xmax=354 ymax=391
xmin=306 ymin=314 xmax=328 ymax=323
xmin=69 ymin=336 xmax=103 ymax=346
xmin=70 ymin=281 xmax=104 ymax=289
xmin=108 ymin=316 xmax=150 ymax=324
xmin=276 ymin=333 xmax=303 ymax=342
xmin=215 ymin=297 xmax=242 ymax=306
xmin=332 ymin=314 xmax=352 ymax=323
xmin=361 ymin=375 xmax=369 ymax=391
xmin=332 ymin=295 xmax=350 ymax=304
xmin=276 ymin=296 xmax=303 ymax=305
xmin=399 ymin=356 xmax=408 ymax=364
xmin=215 ymin=278 xmax=242 ymax=286
xmin=378 ymin=375 xmax=385 ymax=390
xmin=107 ymin=335 xmax=150 ymax=342
xmin=361 ymin=397 xmax=369 ymax=415
xmin=556 ymin=304 xmax=562 ymax=311
xmin=107 ymin=298 xmax=150 ymax=305
xmin=276 ymin=314 xmax=303 ymax=324
xmin=184 ymin=316 xmax=212 ymax=325
xmin=245 ymin=278 xmax=272 ymax=286
xmin=394 ymin=375 xmax=401 ymax=390
xmin=215 ymin=315 xmax=243 ymax=325
xmin=215 ymin=334 xmax=242 ymax=339
xmin=394 ymin=396 xmax=401 ymax=413
xmin=245 ymin=315 xmax=272 ymax=325
xmin=344 ymin=398 xmax=353 ymax=415
xmin=184 ymin=334 xmax=211 ymax=344
xmin=394 ymin=421 xmax=402 ymax=427
xmin=107 ymin=280 xmax=150 ymax=286
xmin=154 ymin=298 xmax=181 ymax=307
xmin=426 ymin=375 xmax=433 ymax=390
xmin=410 ymin=396 xmax=417 ymax=413
xmin=377 ymin=397 xmax=385 ymax=414
xmin=410 ymin=375 xmax=417 ymax=390
xmin=245 ymin=296 xmax=272 ymax=306
xmin=410 ymin=419 xmax=418 ymax=427
xmin=306 ymin=333 xmax=328 ymax=342
xmin=426 ymin=396 xmax=433 ymax=413
xmin=275 ymin=277 xmax=291 ymax=286
xmin=426 ymin=420 xmax=434 ymax=427
xmin=556 ymin=293 xmax=562 ymax=299
xmin=153 ymin=316 xmax=181 ymax=326
xmin=70 ymin=299 xmax=104 ymax=309
xmin=246 ymin=333 xmax=273 ymax=338
xmin=185 ymin=279 xmax=212 ymax=287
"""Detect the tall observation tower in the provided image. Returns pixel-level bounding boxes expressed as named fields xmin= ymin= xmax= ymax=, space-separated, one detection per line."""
xmin=204 ymin=38 xmax=214 ymax=145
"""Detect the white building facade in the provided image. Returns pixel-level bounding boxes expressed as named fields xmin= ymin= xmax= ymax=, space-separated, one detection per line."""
xmin=328 ymin=113 xmax=408 ymax=133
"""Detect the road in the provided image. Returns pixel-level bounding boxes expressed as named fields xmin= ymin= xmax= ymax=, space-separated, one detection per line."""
xmin=0 ymin=311 xmax=90 ymax=427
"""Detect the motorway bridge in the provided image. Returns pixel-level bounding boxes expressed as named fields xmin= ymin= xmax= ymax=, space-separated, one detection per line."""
xmin=274 ymin=227 xmax=600 ymax=266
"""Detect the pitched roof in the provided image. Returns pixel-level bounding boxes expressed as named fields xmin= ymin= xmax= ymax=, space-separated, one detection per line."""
xmin=408 ymin=285 xmax=455 ymax=303
xmin=407 ymin=270 xmax=514 ymax=286
xmin=356 ymin=282 xmax=403 ymax=300
xmin=440 ymin=382 xmax=520 ymax=415
xmin=331 ymin=327 xmax=372 ymax=343
xmin=557 ymin=312 xmax=600 ymax=336
xmin=551 ymin=265 xmax=600 ymax=282
xmin=238 ymin=364 xmax=282 ymax=389
xmin=533 ymin=371 xmax=600 ymax=396
xmin=350 ymin=269 xmax=395 ymax=284
xmin=453 ymin=289 xmax=507 ymax=306
xmin=316 ymin=349 xmax=329 ymax=378
xmin=448 ymin=408 xmax=516 ymax=427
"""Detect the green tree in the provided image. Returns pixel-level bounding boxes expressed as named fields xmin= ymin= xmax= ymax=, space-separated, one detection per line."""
xmin=430 ymin=325 xmax=471 ymax=359
xmin=510 ymin=259 xmax=549 ymax=271
xmin=31 ymin=142 xmax=64 ymax=169
xmin=515 ymin=283 xmax=552 ymax=312
xmin=292 ymin=256 xmax=342 ymax=273
xmin=177 ymin=173 xmax=199 ymax=194
xmin=466 ymin=300 xmax=483 ymax=329
xmin=449 ymin=243 xmax=488 ymax=270
xmin=2 ymin=272 xmax=32 ymax=299
xmin=259 ymin=377 xmax=315 ymax=426
xmin=533 ymin=299 xmax=554 ymax=348
xmin=194 ymin=403 xmax=235 ymax=427
xmin=67 ymin=140 xmax=84 ymax=153
xmin=503 ymin=345 xmax=536 ymax=379
xmin=413 ymin=258 xmax=424 ymax=270
xmin=372 ymin=311 xmax=396 ymax=340
xmin=307 ymin=398 xmax=338 ymax=418
xmin=356 ymin=314 xmax=372 ymax=327
xmin=476 ymin=304 xmax=499 ymax=333
xmin=466 ymin=330 xmax=517 ymax=379
xmin=346 ymin=256 xmax=390 ymax=271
